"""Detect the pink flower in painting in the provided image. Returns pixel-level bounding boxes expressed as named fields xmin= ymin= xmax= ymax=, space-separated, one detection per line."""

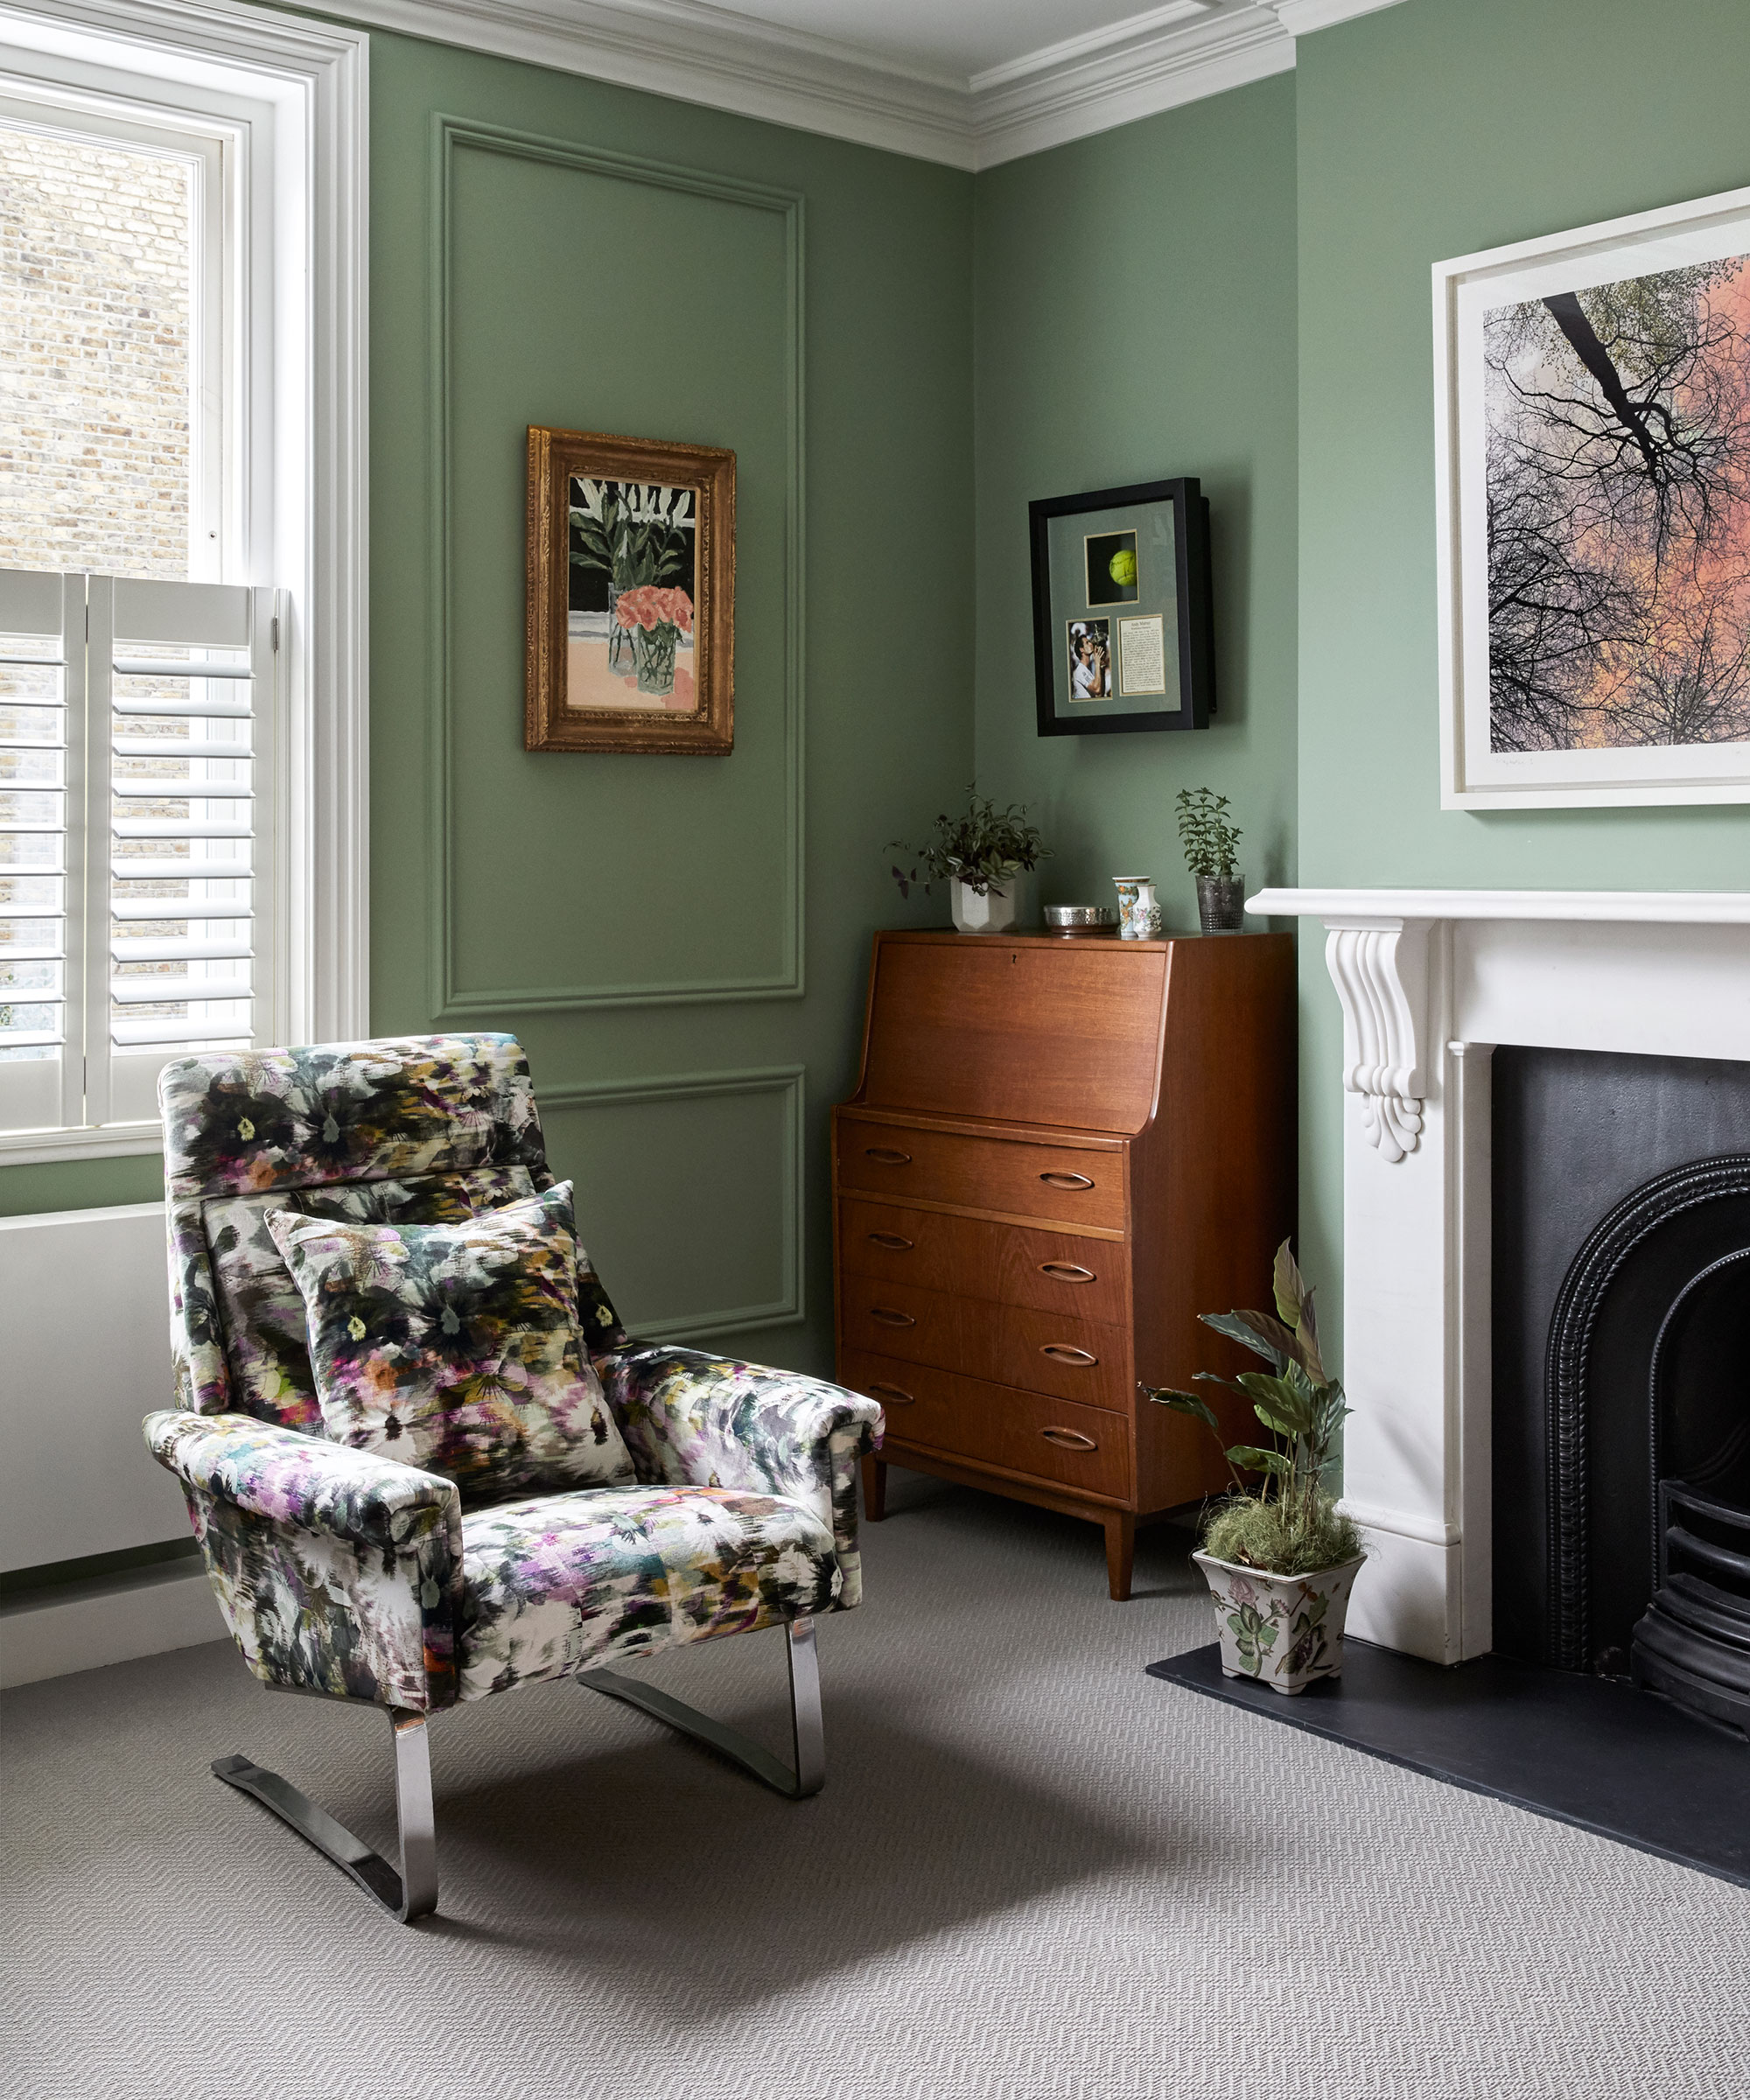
xmin=614 ymin=596 xmax=639 ymax=630
xmin=671 ymin=590 xmax=694 ymax=634
xmin=636 ymin=593 xmax=658 ymax=631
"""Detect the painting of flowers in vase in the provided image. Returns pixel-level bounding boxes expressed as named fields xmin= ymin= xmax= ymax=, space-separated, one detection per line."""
xmin=525 ymin=425 xmax=734 ymax=755
xmin=567 ymin=480 xmax=698 ymax=710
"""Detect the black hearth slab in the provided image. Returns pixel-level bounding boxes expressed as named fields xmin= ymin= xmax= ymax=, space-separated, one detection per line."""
xmin=1147 ymin=1640 xmax=1750 ymax=1888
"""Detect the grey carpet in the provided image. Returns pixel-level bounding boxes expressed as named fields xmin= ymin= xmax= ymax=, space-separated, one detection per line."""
xmin=4 ymin=1472 xmax=1746 ymax=2100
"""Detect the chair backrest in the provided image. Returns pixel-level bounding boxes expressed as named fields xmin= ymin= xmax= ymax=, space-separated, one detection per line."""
xmin=161 ymin=1034 xmax=555 ymax=1428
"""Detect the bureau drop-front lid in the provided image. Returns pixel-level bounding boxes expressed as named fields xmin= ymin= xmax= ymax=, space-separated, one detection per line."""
xmin=853 ymin=931 xmax=1169 ymax=1134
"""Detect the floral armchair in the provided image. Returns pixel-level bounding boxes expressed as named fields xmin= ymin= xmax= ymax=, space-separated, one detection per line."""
xmin=144 ymin=1033 xmax=882 ymax=1922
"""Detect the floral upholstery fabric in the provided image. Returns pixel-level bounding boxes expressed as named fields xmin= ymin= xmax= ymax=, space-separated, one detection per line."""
xmin=145 ymin=1032 xmax=881 ymax=1715
xmin=160 ymin=1034 xmax=629 ymax=1421
xmin=206 ymin=1166 xmax=540 ymax=1431
xmin=596 ymin=1345 xmax=884 ymax=1610
xmin=266 ymin=1181 xmax=634 ymax=1500
xmin=457 ymin=1485 xmax=838 ymax=1700
xmin=146 ymin=1410 xmax=463 ymax=1712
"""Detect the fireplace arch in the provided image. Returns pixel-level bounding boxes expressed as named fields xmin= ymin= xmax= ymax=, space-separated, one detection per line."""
xmin=1544 ymin=1155 xmax=1750 ymax=1676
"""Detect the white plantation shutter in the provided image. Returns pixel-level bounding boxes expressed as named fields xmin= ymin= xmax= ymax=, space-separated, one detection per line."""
xmin=0 ymin=567 xmax=280 ymax=1140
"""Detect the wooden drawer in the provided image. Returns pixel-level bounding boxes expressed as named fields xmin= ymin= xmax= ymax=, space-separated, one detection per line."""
xmin=839 ymin=1273 xmax=1130 ymax=1410
xmin=835 ymin=1114 xmax=1126 ymax=1232
xmin=843 ymin=1349 xmax=1130 ymax=1502
xmin=838 ymin=1197 xmax=1131 ymax=1326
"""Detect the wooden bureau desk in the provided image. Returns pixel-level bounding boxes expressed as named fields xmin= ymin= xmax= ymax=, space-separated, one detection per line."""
xmin=832 ymin=928 xmax=1295 ymax=1598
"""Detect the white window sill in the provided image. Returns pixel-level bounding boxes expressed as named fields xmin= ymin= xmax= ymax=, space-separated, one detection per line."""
xmin=0 ymin=1124 xmax=162 ymax=1167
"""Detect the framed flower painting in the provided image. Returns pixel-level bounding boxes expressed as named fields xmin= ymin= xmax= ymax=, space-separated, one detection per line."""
xmin=525 ymin=425 xmax=735 ymax=754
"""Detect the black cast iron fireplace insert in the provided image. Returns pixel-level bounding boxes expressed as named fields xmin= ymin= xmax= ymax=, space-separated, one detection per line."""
xmin=1494 ymin=1048 xmax=1750 ymax=1738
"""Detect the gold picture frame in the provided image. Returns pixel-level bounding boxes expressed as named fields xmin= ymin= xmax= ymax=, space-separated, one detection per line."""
xmin=525 ymin=424 xmax=735 ymax=755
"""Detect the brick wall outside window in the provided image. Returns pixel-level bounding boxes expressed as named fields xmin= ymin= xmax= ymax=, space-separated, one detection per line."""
xmin=0 ymin=126 xmax=192 ymax=579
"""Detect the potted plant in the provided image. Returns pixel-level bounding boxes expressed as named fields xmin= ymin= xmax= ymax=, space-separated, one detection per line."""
xmin=1143 ymin=1240 xmax=1365 ymax=1694
xmin=1175 ymin=787 xmax=1245 ymax=932
xmin=890 ymin=789 xmax=1050 ymax=934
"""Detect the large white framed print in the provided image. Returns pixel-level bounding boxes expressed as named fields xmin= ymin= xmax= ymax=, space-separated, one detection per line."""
xmin=1434 ymin=186 xmax=1750 ymax=808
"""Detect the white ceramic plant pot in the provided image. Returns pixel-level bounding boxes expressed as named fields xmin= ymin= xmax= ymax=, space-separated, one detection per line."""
xmin=1192 ymin=1551 xmax=1365 ymax=1695
xmin=950 ymin=878 xmax=1017 ymax=934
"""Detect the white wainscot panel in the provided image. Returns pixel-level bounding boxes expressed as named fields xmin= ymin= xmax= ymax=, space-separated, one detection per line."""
xmin=0 ymin=1202 xmax=186 ymax=1572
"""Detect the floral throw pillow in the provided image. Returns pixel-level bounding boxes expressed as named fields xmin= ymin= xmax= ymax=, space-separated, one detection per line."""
xmin=265 ymin=1180 xmax=634 ymax=1500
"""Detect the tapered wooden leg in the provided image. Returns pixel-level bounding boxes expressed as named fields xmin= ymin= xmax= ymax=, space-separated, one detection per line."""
xmin=1103 ymin=1510 xmax=1135 ymax=1601
xmin=862 ymin=1453 xmax=888 ymax=1522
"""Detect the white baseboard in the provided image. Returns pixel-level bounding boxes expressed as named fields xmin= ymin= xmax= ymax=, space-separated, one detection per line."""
xmin=1 ymin=1561 xmax=225 ymax=1689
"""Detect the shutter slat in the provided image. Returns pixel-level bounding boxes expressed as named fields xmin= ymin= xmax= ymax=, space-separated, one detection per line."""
xmin=111 ymin=694 xmax=252 ymax=719
xmin=110 ymin=858 xmax=253 ymax=882
xmin=111 ymin=820 xmax=253 ymax=839
xmin=113 ymin=657 xmax=253 ymax=679
xmin=111 ymin=1017 xmax=251 ymax=1047
xmin=113 ymin=737 xmax=249 ymax=758
xmin=110 ymin=975 xmax=252 ymax=1004
xmin=111 ymin=937 xmax=252 ymax=963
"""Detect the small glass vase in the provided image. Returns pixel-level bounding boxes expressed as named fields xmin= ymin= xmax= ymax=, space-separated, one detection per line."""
xmin=634 ymin=623 xmax=678 ymax=696
xmin=1196 ymin=875 xmax=1246 ymax=933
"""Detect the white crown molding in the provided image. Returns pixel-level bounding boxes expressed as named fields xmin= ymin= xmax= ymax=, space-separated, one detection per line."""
xmin=312 ymin=0 xmax=1406 ymax=172
xmin=1270 ymin=0 xmax=1404 ymax=33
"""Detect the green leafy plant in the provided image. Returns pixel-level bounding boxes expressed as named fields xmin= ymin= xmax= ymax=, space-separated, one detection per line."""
xmin=569 ymin=482 xmax=693 ymax=594
xmin=889 ymin=788 xmax=1051 ymax=899
xmin=1175 ymin=786 xmax=1242 ymax=880
xmin=1142 ymin=1239 xmax=1363 ymax=1578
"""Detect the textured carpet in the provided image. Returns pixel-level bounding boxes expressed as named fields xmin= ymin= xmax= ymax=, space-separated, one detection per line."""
xmin=4 ymin=1472 xmax=1746 ymax=2100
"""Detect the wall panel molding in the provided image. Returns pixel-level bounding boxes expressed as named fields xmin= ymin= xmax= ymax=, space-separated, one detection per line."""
xmin=540 ymin=1062 xmax=806 ymax=1339
xmin=428 ymin=116 xmax=804 ymax=1016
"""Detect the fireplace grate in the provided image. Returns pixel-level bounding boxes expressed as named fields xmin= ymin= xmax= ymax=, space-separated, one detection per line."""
xmin=1631 ymin=1479 xmax=1750 ymax=1740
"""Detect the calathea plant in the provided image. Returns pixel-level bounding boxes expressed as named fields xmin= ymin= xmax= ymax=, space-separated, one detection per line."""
xmin=889 ymin=788 xmax=1050 ymax=899
xmin=1143 ymin=1240 xmax=1362 ymax=1578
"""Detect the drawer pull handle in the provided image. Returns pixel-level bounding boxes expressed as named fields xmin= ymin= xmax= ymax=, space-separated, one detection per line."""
xmin=1039 ymin=1171 xmax=1095 ymax=1191
xmin=865 ymin=1146 xmax=912 ymax=1165
xmin=868 ymin=1231 xmax=914 ymax=1250
xmin=1040 ymin=1262 xmax=1096 ymax=1283
xmin=1041 ymin=1344 xmax=1098 ymax=1366
xmin=1041 ymin=1427 xmax=1097 ymax=1452
xmin=867 ymin=1382 xmax=914 ymax=1405
xmin=870 ymin=1306 xmax=917 ymax=1328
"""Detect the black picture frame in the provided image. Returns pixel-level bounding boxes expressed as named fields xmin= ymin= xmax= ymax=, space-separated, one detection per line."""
xmin=1029 ymin=476 xmax=1214 ymax=737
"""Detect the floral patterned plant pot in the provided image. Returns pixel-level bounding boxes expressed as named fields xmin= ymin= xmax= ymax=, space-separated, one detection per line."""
xmin=1192 ymin=1551 xmax=1365 ymax=1695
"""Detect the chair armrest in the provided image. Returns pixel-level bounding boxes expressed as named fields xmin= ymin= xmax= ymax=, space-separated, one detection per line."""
xmin=144 ymin=1410 xmax=463 ymax=1712
xmin=595 ymin=1347 xmax=884 ymax=1609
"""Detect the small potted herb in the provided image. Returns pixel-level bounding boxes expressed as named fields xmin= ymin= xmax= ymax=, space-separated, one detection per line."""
xmin=1175 ymin=787 xmax=1244 ymax=932
xmin=1144 ymin=1241 xmax=1365 ymax=1694
xmin=890 ymin=789 xmax=1050 ymax=934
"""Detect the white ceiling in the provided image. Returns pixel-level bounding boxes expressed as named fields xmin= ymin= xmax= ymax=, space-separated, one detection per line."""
xmin=690 ymin=0 xmax=1214 ymax=88
xmin=339 ymin=0 xmax=1404 ymax=168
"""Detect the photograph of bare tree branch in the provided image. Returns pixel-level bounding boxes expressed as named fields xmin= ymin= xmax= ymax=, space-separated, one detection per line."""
xmin=1486 ymin=258 xmax=1750 ymax=753
xmin=1436 ymin=186 xmax=1750 ymax=808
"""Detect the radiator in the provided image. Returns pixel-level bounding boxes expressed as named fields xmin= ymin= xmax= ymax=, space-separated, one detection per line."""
xmin=0 ymin=1201 xmax=187 ymax=1575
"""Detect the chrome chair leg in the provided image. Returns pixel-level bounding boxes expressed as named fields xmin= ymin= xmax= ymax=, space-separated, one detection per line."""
xmin=212 ymin=1706 xmax=438 ymax=1922
xmin=578 ymin=1614 xmax=826 ymax=1800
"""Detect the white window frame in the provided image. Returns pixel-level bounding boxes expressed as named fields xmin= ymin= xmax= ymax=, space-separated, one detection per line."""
xmin=0 ymin=0 xmax=368 ymax=1166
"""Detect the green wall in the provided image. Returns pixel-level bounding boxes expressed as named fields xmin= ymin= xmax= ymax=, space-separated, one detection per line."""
xmin=971 ymin=74 xmax=1300 ymax=928
xmin=1293 ymin=0 xmax=1750 ymax=1325
xmin=2 ymin=26 xmax=976 ymax=1390
xmin=12 ymin=0 xmax=1750 ymax=1404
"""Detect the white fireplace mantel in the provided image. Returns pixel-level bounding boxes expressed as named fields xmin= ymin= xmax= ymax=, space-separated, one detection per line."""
xmin=1247 ymin=886 xmax=1750 ymax=1666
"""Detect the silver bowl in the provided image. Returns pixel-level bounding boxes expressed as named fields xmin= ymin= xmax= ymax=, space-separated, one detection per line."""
xmin=1044 ymin=905 xmax=1118 ymax=928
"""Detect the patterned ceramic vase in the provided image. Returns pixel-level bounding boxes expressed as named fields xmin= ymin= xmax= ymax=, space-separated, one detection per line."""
xmin=1192 ymin=1550 xmax=1365 ymax=1695
xmin=1112 ymin=877 xmax=1162 ymax=940
xmin=950 ymin=878 xmax=1017 ymax=934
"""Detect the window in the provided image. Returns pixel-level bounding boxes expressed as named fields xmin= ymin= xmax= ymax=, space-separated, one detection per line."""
xmin=0 ymin=0 xmax=368 ymax=1164
xmin=1 ymin=567 xmax=279 ymax=1135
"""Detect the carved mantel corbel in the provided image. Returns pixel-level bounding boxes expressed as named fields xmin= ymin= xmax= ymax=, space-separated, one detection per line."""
xmin=1322 ymin=918 xmax=1432 ymax=1163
